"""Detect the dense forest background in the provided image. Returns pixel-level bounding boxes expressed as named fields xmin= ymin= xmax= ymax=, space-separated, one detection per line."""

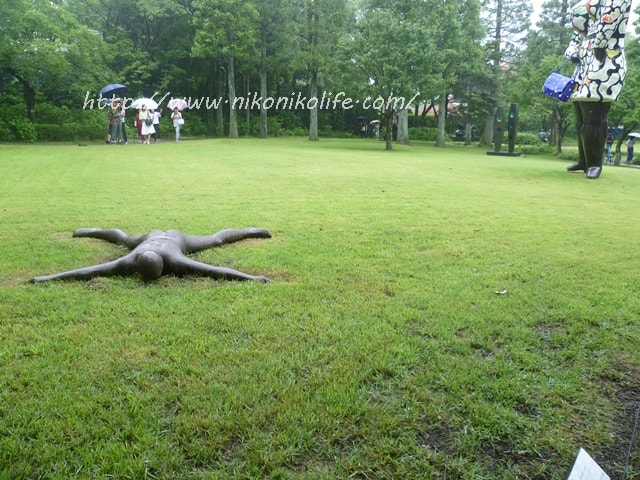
xmin=2 ymin=0 xmax=640 ymax=153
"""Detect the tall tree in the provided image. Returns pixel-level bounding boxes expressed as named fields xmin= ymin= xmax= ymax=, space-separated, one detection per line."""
xmin=254 ymin=0 xmax=294 ymax=138
xmin=432 ymin=0 xmax=484 ymax=147
xmin=349 ymin=0 xmax=436 ymax=150
xmin=0 ymin=0 xmax=110 ymax=120
xmin=526 ymin=0 xmax=572 ymax=64
xmin=479 ymin=0 xmax=532 ymax=145
xmin=295 ymin=0 xmax=349 ymax=141
xmin=66 ymin=0 xmax=196 ymax=98
xmin=607 ymin=36 xmax=640 ymax=164
xmin=523 ymin=0 xmax=574 ymax=153
xmin=193 ymin=0 xmax=258 ymax=139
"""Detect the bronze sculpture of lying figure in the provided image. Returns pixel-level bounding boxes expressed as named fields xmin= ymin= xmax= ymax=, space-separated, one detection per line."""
xmin=31 ymin=227 xmax=272 ymax=283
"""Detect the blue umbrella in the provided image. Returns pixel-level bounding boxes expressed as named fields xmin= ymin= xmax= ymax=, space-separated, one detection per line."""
xmin=99 ymin=83 xmax=127 ymax=99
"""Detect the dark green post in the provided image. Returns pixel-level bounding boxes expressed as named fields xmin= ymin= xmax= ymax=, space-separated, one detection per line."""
xmin=507 ymin=103 xmax=519 ymax=154
xmin=493 ymin=105 xmax=505 ymax=153
xmin=487 ymin=103 xmax=521 ymax=157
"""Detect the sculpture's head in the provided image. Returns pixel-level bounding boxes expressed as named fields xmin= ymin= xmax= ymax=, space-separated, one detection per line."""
xmin=137 ymin=251 xmax=164 ymax=281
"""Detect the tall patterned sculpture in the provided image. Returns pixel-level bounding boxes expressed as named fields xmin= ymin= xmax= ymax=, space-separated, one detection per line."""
xmin=565 ymin=0 xmax=632 ymax=179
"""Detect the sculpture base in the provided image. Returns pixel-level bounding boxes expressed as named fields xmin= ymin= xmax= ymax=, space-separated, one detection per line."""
xmin=486 ymin=151 xmax=521 ymax=157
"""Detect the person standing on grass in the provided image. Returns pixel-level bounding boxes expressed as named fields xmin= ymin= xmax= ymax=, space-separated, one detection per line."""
xmin=564 ymin=0 xmax=632 ymax=179
xmin=120 ymin=107 xmax=128 ymax=145
xmin=626 ymin=135 xmax=635 ymax=164
xmin=109 ymin=100 xmax=123 ymax=144
xmin=151 ymin=108 xmax=161 ymax=143
xmin=171 ymin=107 xmax=183 ymax=142
xmin=134 ymin=110 xmax=143 ymax=143
xmin=139 ymin=105 xmax=154 ymax=144
xmin=605 ymin=130 xmax=614 ymax=164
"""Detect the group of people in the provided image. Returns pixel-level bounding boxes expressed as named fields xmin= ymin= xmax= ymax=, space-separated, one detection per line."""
xmin=107 ymin=100 xmax=184 ymax=145
xmin=601 ymin=130 xmax=635 ymax=165
xmin=134 ymin=104 xmax=162 ymax=144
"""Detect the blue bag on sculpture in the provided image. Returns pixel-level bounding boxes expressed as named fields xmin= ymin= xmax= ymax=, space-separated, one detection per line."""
xmin=542 ymin=63 xmax=577 ymax=102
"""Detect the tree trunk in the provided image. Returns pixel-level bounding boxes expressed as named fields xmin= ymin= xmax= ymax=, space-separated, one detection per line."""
xmin=465 ymin=121 xmax=473 ymax=145
xmin=481 ymin=113 xmax=494 ymax=146
xmin=481 ymin=0 xmax=503 ymax=147
xmin=245 ymin=74 xmax=250 ymax=133
xmin=614 ymin=139 xmax=622 ymax=166
xmin=227 ymin=54 xmax=238 ymax=139
xmin=397 ymin=108 xmax=409 ymax=145
xmin=384 ymin=109 xmax=394 ymax=150
xmin=421 ymin=101 xmax=436 ymax=122
xmin=259 ymin=39 xmax=268 ymax=138
xmin=309 ymin=70 xmax=319 ymax=141
xmin=205 ymin=62 xmax=215 ymax=136
xmin=435 ymin=93 xmax=447 ymax=147
xmin=552 ymin=105 xmax=562 ymax=155
xmin=215 ymin=64 xmax=224 ymax=136
xmin=18 ymin=77 xmax=36 ymax=122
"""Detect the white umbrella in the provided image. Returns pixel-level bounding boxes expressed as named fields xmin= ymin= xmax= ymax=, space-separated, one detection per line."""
xmin=131 ymin=98 xmax=159 ymax=110
xmin=628 ymin=132 xmax=640 ymax=138
xmin=369 ymin=119 xmax=381 ymax=125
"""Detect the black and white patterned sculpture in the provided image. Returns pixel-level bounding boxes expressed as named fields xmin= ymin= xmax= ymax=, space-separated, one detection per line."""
xmin=564 ymin=0 xmax=631 ymax=179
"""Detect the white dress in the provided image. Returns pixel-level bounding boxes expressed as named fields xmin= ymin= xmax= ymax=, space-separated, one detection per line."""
xmin=140 ymin=110 xmax=155 ymax=135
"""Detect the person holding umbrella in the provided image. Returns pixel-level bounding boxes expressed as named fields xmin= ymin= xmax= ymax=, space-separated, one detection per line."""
xmin=138 ymin=104 xmax=154 ymax=144
xmin=171 ymin=107 xmax=183 ymax=142
xmin=99 ymin=84 xmax=127 ymax=102
xmin=371 ymin=120 xmax=381 ymax=139
xmin=167 ymin=98 xmax=188 ymax=142
xmin=108 ymin=99 xmax=123 ymax=144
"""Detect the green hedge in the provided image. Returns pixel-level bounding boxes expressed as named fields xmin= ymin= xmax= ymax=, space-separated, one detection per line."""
xmin=515 ymin=132 xmax=554 ymax=155
xmin=408 ymin=127 xmax=438 ymax=141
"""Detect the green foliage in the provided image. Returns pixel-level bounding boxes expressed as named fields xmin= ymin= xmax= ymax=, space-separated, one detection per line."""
xmin=517 ymin=132 xmax=545 ymax=145
xmin=525 ymin=0 xmax=575 ymax=65
xmin=0 ymin=117 xmax=37 ymax=143
xmin=5 ymin=0 xmax=640 ymax=153
xmin=192 ymin=0 xmax=259 ymax=60
xmin=234 ymin=116 xmax=310 ymax=137
xmin=408 ymin=127 xmax=438 ymax=142
xmin=30 ymin=108 xmax=107 ymax=142
xmin=516 ymin=132 xmax=555 ymax=155
xmin=0 ymin=0 xmax=111 ymax=112
xmin=482 ymin=0 xmax=533 ymax=61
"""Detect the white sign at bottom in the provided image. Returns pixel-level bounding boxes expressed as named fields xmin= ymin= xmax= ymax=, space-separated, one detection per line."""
xmin=567 ymin=448 xmax=610 ymax=480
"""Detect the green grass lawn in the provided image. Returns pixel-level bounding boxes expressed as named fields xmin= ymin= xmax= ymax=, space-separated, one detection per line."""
xmin=1 ymin=137 xmax=640 ymax=479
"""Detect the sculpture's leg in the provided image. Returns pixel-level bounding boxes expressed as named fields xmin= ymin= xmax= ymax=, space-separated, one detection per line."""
xmin=167 ymin=256 xmax=270 ymax=282
xmin=31 ymin=256 xmax=137 ymax=283
xmin=73 ymin=228 xmax=145 ymax=249
xmin=182 ymin=228 xmax=272 ymax=253
xmin=579 ymin=102 xmax=610 ymax=179
xmin=568 ymin=102 xmax=587 ymax=172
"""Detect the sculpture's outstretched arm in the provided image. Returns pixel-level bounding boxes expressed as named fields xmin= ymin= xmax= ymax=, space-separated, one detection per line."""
xmin=167 ymin=256 xmax=270 ymax=282
xmin=73 ymin=228 xmax=146 ymax=250
xmin=31 ymin=255 xmax=137 ymax=283
xmin=181 ymin=228 xmax=272 ymax=253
